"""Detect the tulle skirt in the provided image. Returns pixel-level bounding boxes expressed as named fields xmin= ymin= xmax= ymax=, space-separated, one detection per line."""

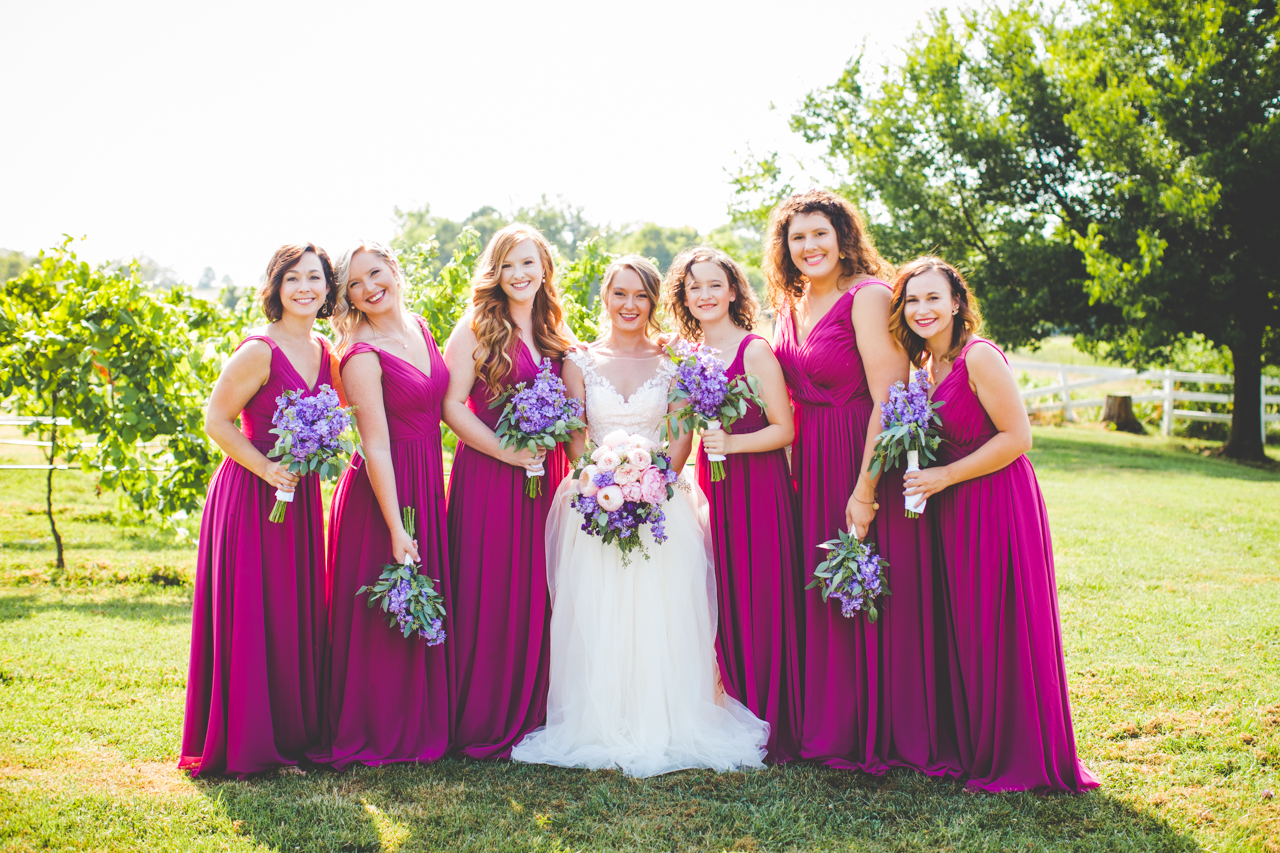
xmin=511 ymin=474 xmax=769 ymax=778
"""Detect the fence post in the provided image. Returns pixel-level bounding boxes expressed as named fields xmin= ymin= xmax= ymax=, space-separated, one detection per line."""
xmin=1263 ymin=374 xmax=1269 ymax=447
xmin=1162 ymin=369 xmax=1174 ymax=435
xmin=1059 ymin=367 xmax=1075 ymax=422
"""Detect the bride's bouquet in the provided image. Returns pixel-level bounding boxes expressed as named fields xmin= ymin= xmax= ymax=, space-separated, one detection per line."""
xmin=869 ymin=369 xmax=944 ymax=518
xmin=357 ymin=507 xmax=447 ymax=645
xmin=569 ymin=430 xmax=679 ymax=564
xmin=267 ymin=384 xmax=357 ymax=522
xmin=806 ymin=529 xmax=890 ymax=622
xmin=491 ymin=357 xmax=586 ymax=497
xmin=663 ymin=341 xmax=765 ymax=482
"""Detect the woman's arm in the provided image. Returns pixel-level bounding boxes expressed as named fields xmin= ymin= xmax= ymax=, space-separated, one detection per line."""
xmin=903 ymin=342 xmax=1032 ymax=500
xmin=848 ymin=285 xmax=908 ymax=539
xmin=342 ymin=352 xmax=419 ymax=563
xmin=562 ymin=358 xmax=588 ymax=464
xmin=441 ymin=320 xmax=545 ymax=473
xmin=204 ymin=340 xmax=299 ymax=493
xmin=700 ymin=339 xmax=794 ymax=456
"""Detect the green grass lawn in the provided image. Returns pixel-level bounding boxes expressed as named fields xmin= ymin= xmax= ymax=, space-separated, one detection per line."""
xmin=1 ymin=426 xmax=1278 ymax=852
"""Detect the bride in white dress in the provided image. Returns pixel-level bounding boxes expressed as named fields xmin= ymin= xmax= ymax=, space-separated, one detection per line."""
xmin=511 ymin=255 xmax=768 ymax=778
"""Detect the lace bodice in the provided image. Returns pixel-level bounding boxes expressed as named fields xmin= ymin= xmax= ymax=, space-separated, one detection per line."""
xmin=568 ymin=350 xmax=675 ymax=445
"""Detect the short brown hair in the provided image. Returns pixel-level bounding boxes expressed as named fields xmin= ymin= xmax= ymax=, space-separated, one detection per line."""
xmin=888 ymin=256 xmax=983 ymax=368
xmin=663 ymin=246 xmax=759 ymax=341
xmin=258 ymin=243 xmax=337 ymax=322
xmin=763 ymin=189 xmax=893 ymax=311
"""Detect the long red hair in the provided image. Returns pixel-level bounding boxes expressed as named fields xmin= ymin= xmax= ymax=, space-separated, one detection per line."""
xmin=468 ymin=223 xmax=573 ymax=398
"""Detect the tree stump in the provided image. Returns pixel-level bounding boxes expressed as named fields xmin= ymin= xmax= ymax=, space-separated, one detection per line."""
xmin=1102 ymin=394 xmax=1145 ymax=434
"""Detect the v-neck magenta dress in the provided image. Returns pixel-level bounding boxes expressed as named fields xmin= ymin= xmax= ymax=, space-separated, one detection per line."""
xmin=696 ymin=334 xmax=803 ymax=763
xmin=774 ymin=281 xmax=961 ymax=776
xmin=181 ymin=334 xmax=330 ymax=777
xmin=932 ymin=339 xmax=1098 ymax=792
xmin=447 ymin=344 xmax=569 ymax=759
xmin=310 ymin=317 xmax=453 ymax=769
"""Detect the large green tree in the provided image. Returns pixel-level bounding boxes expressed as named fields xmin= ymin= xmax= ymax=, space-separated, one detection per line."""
xmin=742 ymin=0 xmax=1278 ymax=459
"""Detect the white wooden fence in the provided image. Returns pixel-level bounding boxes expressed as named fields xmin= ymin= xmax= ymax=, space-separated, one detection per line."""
xmin=1010 ymin=361 xmax=1280 ymax=436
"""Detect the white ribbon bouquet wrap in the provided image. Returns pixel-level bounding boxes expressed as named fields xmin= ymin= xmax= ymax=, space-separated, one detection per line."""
xmin=869 ymin=370 xmax=944 ymax=519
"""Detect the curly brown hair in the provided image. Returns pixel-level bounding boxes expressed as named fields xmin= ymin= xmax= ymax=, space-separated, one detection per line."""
xmin=258 ymin=243 xmax=337 ymax=322
xmin=663 ymin=246 xmax=759 ymax=341
xmin=469 ymin=223 xmax=573 ymax=399
xmin=762 ymin=189 xmax=893 ymax=311
xmin=888 ymin=256 xmax=983 ymax=368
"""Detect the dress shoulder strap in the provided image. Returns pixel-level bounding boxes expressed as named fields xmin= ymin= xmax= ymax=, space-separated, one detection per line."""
xmin=234 ymin=334 xmax=277 ymax=354
xmin=850 ymin=278 xmax=891 ymax=297
xmin=959 ymin=337 xmax=1008 ymax=365
xmin=339 ymin=341 xmax=380 ymax=371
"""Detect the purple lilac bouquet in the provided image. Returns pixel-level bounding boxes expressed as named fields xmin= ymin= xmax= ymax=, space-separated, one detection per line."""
xmin=491 ymin=357 xmax=586 ymax=497
xmin=869 ymin=369 xmax=944 ymax=518
xmin=357 ymin=507 xmax=446 ymax=645
xmin=662 ymin=341 xmax=765 ymax=481
xmin=267 ymin=384 xmax=357 ymax=522
xmin=805 ymin=528 xmax=890 ymax=622
xmin=569 ymin=429 xmax=679 ymax=565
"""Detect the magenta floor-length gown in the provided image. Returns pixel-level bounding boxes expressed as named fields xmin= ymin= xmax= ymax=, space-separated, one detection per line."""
xmin=447 ymin=344 xmax=569 ymax=760
xmin=696 ymin=334 xmax=803 ymax=763
xmin=774 ymin=281 xmax=961 ymax=775
xmin=932 ymin=339 xmax=1099 ymax=792
xmin=310 ymin=317 xmax=452 ymax=770
xmin=181 ymin=334 xmax=330 ymax=778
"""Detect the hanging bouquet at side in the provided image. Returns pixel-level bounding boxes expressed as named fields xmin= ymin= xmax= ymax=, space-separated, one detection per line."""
xmin=569 ymin=430 xmax=679 ymax=564
xmin=662 ymin=341 xmax=765 ymax=481
xmin=491 ymin=357 xmax=586 ymax=497
xmin=805 ymin=529 xmax=890 ymax=622
xmin=357 ymin=507 xmax=447 ymax=645
xmin=267 ymin=384 xmax=357 ymax=522
xmin=869 ymin=369 xmax=944 ymax=518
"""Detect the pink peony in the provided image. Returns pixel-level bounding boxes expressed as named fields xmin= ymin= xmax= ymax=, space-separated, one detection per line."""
xmin=639 ymin=467 xmax=666 ymax=503
xmin=613 ymin=464 xmax=640 ymax=485
xmin=621 ymin=481 xmax=643 ymax=501
xmin=579 ymin=464 xmax=600 ymax=497
xmin=626 ymin=448 xmax=651 ymax=468
xmin=628 ymin=434 xmax=655 ymax=451
xmin=596 ymin=485 xmax=624 ymax=511
xmin=601 ymin=429 xmax=632 ymax=448
xmin=596 ymin=450 xmax=621 ymax=472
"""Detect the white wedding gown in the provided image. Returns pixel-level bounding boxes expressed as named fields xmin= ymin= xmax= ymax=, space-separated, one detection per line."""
xmin=511 ymin=350 xmax=769 ymax=778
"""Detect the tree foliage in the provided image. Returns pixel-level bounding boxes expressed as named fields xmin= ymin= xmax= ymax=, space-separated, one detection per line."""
xmin=737 ymin=0 xmax=1279 ymax=459
xmin=0 ymin=239 xmax=236 ymax=565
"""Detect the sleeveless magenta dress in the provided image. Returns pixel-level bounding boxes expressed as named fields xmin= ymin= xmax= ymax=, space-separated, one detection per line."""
xmin=774 ymin=282 xmax=960 ymax=775
xmin=310 ymin=317 xmax=452 ymax=769
xmin=696 ymin=334 xmax=803 ymax=763
xmin=180 ymin=334 xmax=330 ymax=777
xmin=932 ymin=339 xmax=1099 ymax=792
xmin=447 ymin=344 xmax=570 ymax=759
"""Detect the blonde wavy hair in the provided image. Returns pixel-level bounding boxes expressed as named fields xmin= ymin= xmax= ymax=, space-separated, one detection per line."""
xmin=469 ymin=223 xmax=573 ymax=397
xmin=330 ymin=240 xmax=407 ymax=355
xmin=600 ymin=254 xmax=664 ymax=340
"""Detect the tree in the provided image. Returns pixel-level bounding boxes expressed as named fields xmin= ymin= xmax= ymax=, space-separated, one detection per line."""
xmin=1 ymin=249 xmax=32 ymax=284
xmin=0 ymin=239 xmax=231 ymax=567
xmin=742 ymin=0 xmax=1279 ymax=459
xmin=198 ymin=266 xmax=216 ymax=289
xmin=605 ymin=223 xmax=699 ymax=274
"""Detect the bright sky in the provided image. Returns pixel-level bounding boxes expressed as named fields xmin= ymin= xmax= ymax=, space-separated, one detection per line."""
xmin=1 ymin=0 xmax=939 ymax=289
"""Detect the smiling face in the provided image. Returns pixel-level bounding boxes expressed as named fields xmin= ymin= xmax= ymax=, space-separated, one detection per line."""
xmin=684 ymin=260 xmax=735 ymax=325
xmin=605 ymin=266 xmax=653 ymax=334
xmin=787 ymin=212 xmax=842 ymax=281
xmin=499 ymin=238 xmax=545 ymax=306
xmin=902 ymin=269 xmax=959 ymax=344
xmin=278 ymin=251 xmax=328 ymax=319
xmin=345 ymin=249 xmax=400 ymax=318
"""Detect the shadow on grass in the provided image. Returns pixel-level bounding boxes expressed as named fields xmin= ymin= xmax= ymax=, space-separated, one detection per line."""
xmin=0 ymin=588 xmax=192 ymax=624
xmin=1029 ymin=432 xmax=1280 ymax=482
xmin=194 ymin=759 xmax=1201 ymax=853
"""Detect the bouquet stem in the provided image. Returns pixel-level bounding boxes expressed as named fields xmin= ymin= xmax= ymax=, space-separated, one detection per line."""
xmin=268 ymin=488 xmax=294 ymax=523
xmin=904 ymin=450 xmax=926 ymax=518
xmin=525 ymin=471 xmax=542 ymax=498
xmin=705 ymin=419 xmax=727 ymax=482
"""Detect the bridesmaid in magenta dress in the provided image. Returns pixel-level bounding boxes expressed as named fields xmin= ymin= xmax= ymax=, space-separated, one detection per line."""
xmin=309 ymin=241 xmax=452 ymax=769
xmin=663 ymin=247 xmax=802 ymax=763
xmin=767 ymin=190 xmax=961 ymax=776
xmin=443 ymin=223 xmax=575 ymax=760
xmin=894 ymin=257 xmax=1099 ymax=793
xmin=181 ymin=243 xmax=337 ymax=777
